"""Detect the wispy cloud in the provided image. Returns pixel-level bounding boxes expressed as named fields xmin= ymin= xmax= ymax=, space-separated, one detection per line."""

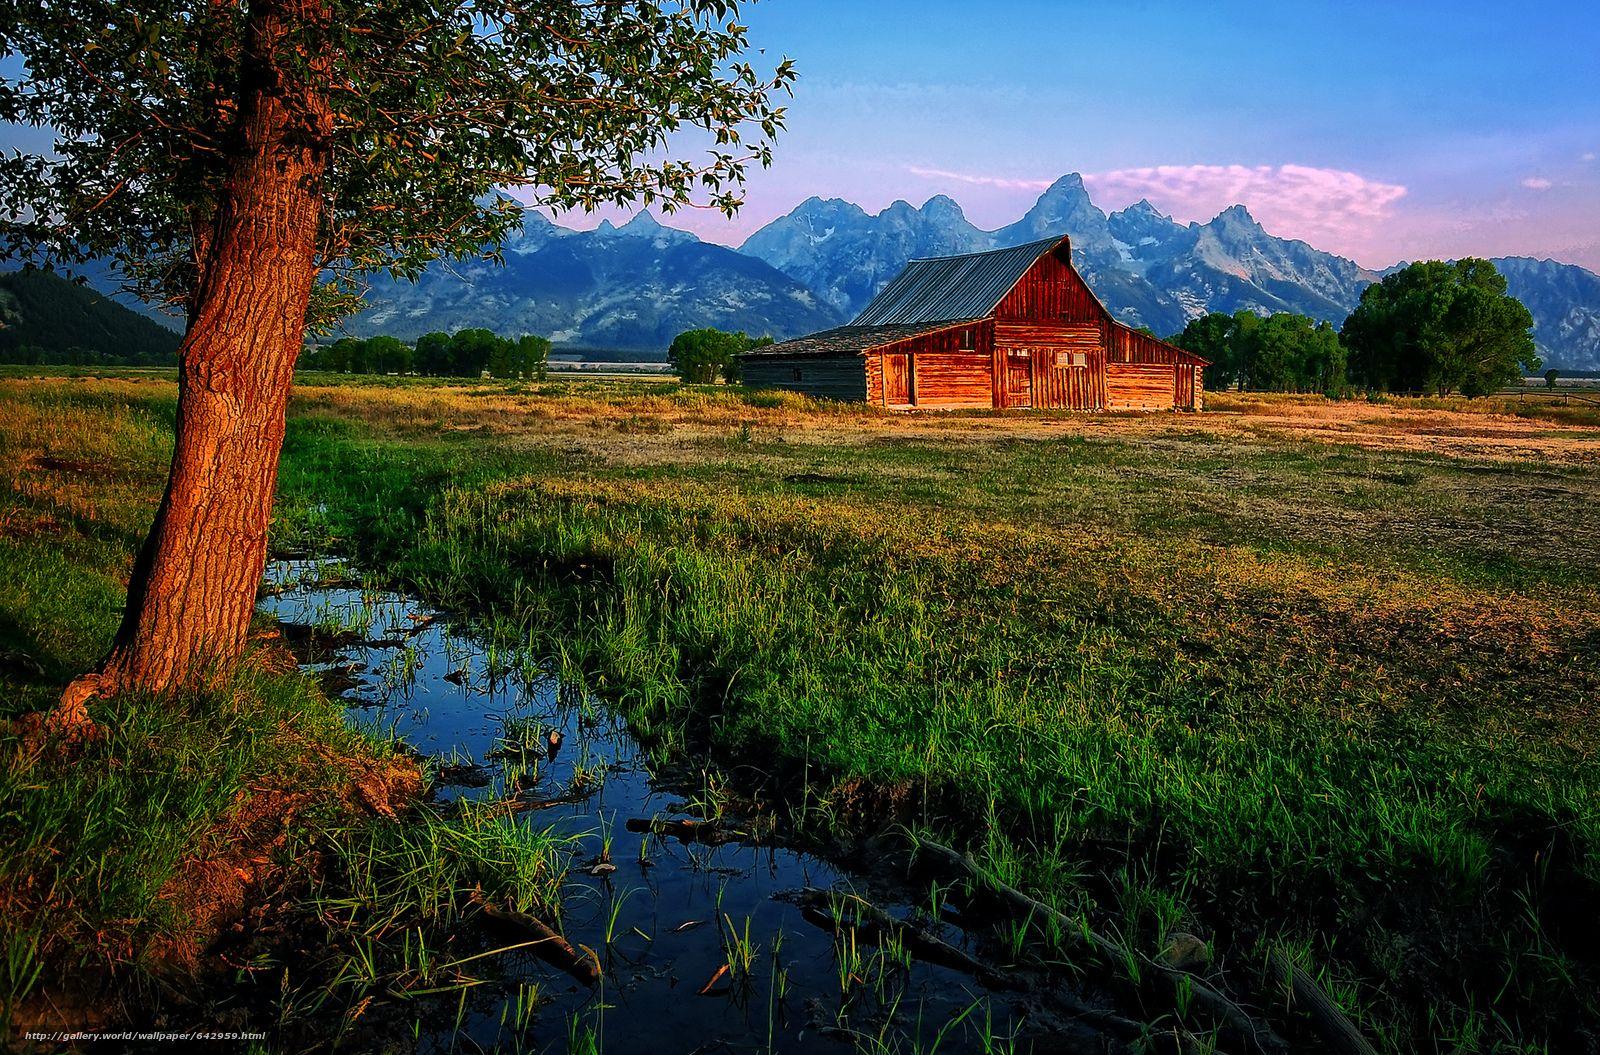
xmin=905 ymin=160 xmax=1413 ymax=262
xmin=1581 ymin=153 xmax=1596 ymax=163
xmin=906 ymin=166 xmax=1055 ymax=191
xmin=1081 ymin=164 xmax=1408 ymax=245
xmin=1522 ymin=177 xmax=1554 ymax=190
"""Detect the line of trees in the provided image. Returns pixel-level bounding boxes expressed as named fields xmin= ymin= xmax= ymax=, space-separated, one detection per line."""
xmin=300 ymin=328 xmax=551 ymax=379
xmin=667 ymin=328 xmax=772 ymax=383
xmin=1170 ymin=311 xmax=1346 ymax=393
xmin=1170 ymin=258 xmax=1540 ymax=397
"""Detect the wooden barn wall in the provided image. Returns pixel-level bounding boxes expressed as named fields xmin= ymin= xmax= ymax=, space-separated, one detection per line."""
xmin=992 ymin=322 xmax=1106 ymax=410
xmin=1170 ymin=364 xmax=1205 ymax=410
xmin=1106 ymin=363 xmax=1178 ymax=410
xmin=1028 ymin=347 xmax=1105 ymax=410
xmin=742 ymin=356 xmax=867 ymax=402
xmin=993 ymin=249 xmax=1105 ymax=325
xmin=913 ymin=352 xmax=993 ymax=408
xmin=1109 ymin=324 xmax=1197 ymax=366
xmin=872 ymin=322 xmax=995 ymax=408
xmin=992 ymin=321 xmax=1103 ymax=348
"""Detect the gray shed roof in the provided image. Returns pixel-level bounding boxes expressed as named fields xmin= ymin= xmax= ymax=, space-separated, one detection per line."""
xmin=743 ymin=319 xmax=978 ymax=360
xmin=850 ymin=236 xmax=1069 ymax=326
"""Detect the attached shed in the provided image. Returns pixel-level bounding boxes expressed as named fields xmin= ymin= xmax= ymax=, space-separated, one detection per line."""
xmin=741 ymin=236 xmax=1206 ymax=411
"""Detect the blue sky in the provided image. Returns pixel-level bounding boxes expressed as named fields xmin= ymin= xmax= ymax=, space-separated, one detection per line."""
xmin=4 ymin=1 xmax=1596 ymax=269
xmin=631 ymin=0 xmax=1600 ymax=269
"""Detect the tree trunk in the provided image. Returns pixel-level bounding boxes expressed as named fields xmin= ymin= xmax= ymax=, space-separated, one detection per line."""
xmin=57 ymin=0 xmax=331 ymax=723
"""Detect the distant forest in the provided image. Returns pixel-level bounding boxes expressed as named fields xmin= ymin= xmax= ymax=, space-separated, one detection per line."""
xmin=0 ymin=269 xmax=182 ymax=366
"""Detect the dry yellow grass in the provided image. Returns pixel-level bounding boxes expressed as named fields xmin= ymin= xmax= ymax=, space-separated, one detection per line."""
xmin=276 ymin=379 xmax=1600 ymax=466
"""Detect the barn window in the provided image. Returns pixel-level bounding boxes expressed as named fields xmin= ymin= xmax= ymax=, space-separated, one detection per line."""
xmin=1056 ymin=350 xmax=1088 ymax=368
xmin=791 ymin=367 xmax=803 ymax=382
xmin=959 ymin=327 xmax=975 ymax=350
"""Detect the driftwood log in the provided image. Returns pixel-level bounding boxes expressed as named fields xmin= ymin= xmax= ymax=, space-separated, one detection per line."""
xmin=916 ymin=839 xmax=1288 ymax=1055
xmin=475 ymin=898 xmax=602 ymax=987
xmin=1267 ymin=951 xmax=1378 ymax=1055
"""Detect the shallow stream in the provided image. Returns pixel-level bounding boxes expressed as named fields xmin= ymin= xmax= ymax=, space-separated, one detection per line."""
xmin=258 ymin=560 xmax=1061 ymax=1054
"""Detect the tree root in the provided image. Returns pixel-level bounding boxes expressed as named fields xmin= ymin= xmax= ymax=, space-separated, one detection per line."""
xmin=915 ymin=838 xmax=1289 ymax=1055
xmin=45 ymin=671 xmax=104 ymax=743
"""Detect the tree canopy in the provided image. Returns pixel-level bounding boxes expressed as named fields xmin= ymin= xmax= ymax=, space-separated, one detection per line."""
xmin=667 ymin=327 xmax=769 ymax=383
xmin=1170 ymin=310 xmax=1346 ymax=394
xmin=1169 ymin=313 xmax=1241 ymax=388
xmin=1341 ymin=259 xmax=1539 ymax=396
xmin=0 ymin=0 xmax=797 ymax=328
xmin=0 ymin=0 xmax=795 ymax=704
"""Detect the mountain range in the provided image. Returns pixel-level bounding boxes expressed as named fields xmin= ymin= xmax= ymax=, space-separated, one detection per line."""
xmin=348 ymin=208 xmax=839 ymax=350
xmin=18 ymin=174 xmax=1596 ymax=369
xmin=346 ymin=173 xmax=1600 ymax=370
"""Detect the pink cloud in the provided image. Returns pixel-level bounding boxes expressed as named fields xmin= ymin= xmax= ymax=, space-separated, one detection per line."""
xmin=1521 ymin=176 xmax=1554 ymax=190
xmin=1081 ymin=163 xmax=1408 ymax=249
xmin=905 ymin=166 xmax=1056 ymax=192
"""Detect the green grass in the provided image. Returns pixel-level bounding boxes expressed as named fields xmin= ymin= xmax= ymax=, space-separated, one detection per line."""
xmin=4 ymin=375 xmax=1597 ymax=1051
xmin=0 ymin=379 xmax=573 ymax=1037
xmin=272 ymin=378 xmax=1599 ymax=1052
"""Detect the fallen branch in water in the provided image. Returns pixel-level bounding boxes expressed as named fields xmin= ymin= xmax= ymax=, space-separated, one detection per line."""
xmin=625 ymin=816 xmax=746 ymax=845
xmin=786 ymin=886 xmax=1146 ymax=1040
xmin=473 ymin=895 xmax=601 ymax=987
xmin=509 ymin=785 xmax=597 ymax=812
xmin=915 ymin=838 xmax=1287 ymax=1055
xmin=786 ymin=886 xmax=1014 ymax=985
xmin=1266 ymin=951 xmax=1377 ymax=1055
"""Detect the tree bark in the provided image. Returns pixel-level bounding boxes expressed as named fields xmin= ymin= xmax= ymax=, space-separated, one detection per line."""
xmin=57 ymin=0 xmax=331 ymax=723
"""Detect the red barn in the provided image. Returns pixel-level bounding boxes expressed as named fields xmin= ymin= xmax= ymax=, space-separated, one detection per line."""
xmin=740 ymin=235 xmax=1206 ymax=411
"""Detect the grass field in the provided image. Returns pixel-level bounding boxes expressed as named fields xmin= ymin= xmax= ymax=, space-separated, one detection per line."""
xmin=3 ymin=372 xmax=1597 ymax=1052
xmin=0 ymin=377 xmax=573 ymax=1041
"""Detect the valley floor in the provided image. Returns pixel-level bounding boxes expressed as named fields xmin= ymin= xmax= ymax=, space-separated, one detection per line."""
xmin=3 ymin=372 xmax=1597 ymax=1052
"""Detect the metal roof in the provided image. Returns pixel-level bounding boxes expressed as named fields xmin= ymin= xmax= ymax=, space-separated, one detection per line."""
xmin=743 ymin=319 xmax=979 ymax=359
xmin=850 ymin=236 xmax=1068 ymax=326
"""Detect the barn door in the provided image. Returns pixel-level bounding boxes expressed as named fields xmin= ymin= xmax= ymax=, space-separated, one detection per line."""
xmin=885 ymin=353 xmax=911 ymax=405
xmin=1004 ymin=350 xmax=1033 ymax=408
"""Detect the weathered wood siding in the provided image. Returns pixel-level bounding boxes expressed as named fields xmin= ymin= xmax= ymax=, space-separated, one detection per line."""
xmin=1109 ymin=324 xmax=1192 ymax=365
xmin=994 ymin=247 xmax=1103 ymax=324
xmin=914 ymin=352 xmax=992 ymax=408
xmin=992 ymin=322 xmax=1106 ymax=410
xmin=866 ymin=352 xmax=883 ymax=405
xmin=1106 ymin=363 xmax=1179 ymax=410
xmin=1030 ymin=346 xmax=1106 ymax=410
xmin=1173 ymin=363 xmax=1203 ymax=410
xmin=742 ymin=356 xmax=867 ymax=402
xmin=869 ymin=321 xmax=995 ymax=409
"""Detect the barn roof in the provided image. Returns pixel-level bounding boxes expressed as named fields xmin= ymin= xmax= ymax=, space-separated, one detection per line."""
xmin=742 ymin=319 xmax=979 ymax=359
xmin=850 ymin=236 xmax=1068 ymax=326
